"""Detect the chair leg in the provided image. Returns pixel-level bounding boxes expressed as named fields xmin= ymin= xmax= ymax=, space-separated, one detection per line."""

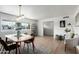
xmin=19 ymin=42 xmax=21 ymax=54
xmin=27 ymin=43 xmax=29 ymax=52
xmin=8 ymin=51 xmax=10 ymax=54
xmin=32 ymin=42 xmax=35 ymax=52
xmin=2 ymin=48 xmax=5 ymax=54
xmin=65 ymin=44 xmax=67 ymax=52
xmin=0 ymin=45 xmax=2 ymax=51
xmin=74 ymin=47 xmax=76 ymax=54
xmin=18 ymin=47 xmax=20 ymax=54
xmin=24 ymin=43 xmax=25 ymax=48
xmin=6 ymin=37 xmax=8 ymax=43
xmin=23 ymin=43 xmax=26 ymax=51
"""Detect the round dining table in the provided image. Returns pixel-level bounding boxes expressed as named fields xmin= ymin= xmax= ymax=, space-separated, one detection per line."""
xmin=5 ymin=34 xmax=33 ymax=54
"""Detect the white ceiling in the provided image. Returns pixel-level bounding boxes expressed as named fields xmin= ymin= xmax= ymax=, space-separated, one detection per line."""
xmin=0 ymin=5 xmax=78 ymax=20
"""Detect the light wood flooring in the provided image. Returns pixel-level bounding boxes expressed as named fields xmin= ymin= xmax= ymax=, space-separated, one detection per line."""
xmin=0 ymin=36 xmax=76 ymax=54
xmin=34 ymin=36 xmax=76 ymax=54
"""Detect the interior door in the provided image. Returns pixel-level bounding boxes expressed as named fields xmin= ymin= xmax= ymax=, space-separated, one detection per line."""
xmin=43 ymin=21 xmax=53 ymax=36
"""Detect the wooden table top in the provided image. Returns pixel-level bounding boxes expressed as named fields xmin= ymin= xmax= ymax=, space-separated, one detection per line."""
xmin=5 ymin=34 xmax=33 ymax=42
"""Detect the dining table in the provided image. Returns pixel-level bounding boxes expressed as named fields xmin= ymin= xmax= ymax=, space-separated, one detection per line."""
xmin=5 ymin=34 xmax=33 ymax=54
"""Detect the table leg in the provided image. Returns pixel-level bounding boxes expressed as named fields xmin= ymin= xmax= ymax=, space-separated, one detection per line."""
xmin=16 ymin=42 xmax=21 ymax=54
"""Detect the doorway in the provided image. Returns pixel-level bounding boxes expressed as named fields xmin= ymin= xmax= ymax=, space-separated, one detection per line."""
xmin=43 ymin=21 xmax=54 ymax=36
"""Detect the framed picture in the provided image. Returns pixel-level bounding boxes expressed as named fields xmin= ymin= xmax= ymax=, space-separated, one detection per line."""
xmin=60 ymin=20 xmax=65 ymax=27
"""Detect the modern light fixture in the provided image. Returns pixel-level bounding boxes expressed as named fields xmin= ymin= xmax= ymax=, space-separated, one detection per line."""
xmin=16 ymin=5 xmax=24 ymax=21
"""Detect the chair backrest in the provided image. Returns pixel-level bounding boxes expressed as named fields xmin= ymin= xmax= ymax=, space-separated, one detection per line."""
xmin=0 ymin=37 xmax=8 ymax=50
xmin=31 ymin=36 xmax=35 ymax=42
xmin=27 ymin=34 xmax=35 ymax=42
xmin=31 ymin=34 xmax=35 ymax=42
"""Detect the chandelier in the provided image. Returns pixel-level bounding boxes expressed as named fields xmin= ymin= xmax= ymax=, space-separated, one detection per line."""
xmin=16 ymin=5 xmax=24 ymax=21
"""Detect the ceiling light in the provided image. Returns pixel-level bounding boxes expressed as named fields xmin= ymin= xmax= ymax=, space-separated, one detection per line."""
xmin=16 ymin=5 xmax=24 ymax=21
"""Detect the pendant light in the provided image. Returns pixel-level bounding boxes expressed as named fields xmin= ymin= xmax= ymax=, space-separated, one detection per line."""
xmin=16 ymin=5 xmax=24 ymax=21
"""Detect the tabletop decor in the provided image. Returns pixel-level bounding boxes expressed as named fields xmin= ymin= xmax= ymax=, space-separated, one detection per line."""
xmin=15 ymin=22 xmax=22 ymax=39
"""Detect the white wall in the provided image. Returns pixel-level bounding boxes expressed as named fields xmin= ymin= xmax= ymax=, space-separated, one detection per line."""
xmin=73 ymin=6 xmax=79 ymax=35
xmin=38 ymin=15 xmax=75 ymax=38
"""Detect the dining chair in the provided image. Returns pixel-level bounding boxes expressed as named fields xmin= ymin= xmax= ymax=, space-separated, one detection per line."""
xmin=6 ymin=37 xmax=14 ymax=44
xmin=24 ymin=34 xmax=35 ymax=52
xmin=5 ymin=37 xmax=14 ymax=45
xmin=0 ymin=37 xmax=20 ymax=54
xmin=0 ymin=33 xmax=14 ymax=44
xmin=0 ymin=37 xmax=14 ymax=52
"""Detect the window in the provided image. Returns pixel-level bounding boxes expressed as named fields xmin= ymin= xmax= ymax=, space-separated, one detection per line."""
xmin=1 ymin=20 xmax=30 ymax=31
xmin=21 ymin=23 xmax=30 ymax=29
xmin=1 ymin=20 xmax=15 ymax=30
